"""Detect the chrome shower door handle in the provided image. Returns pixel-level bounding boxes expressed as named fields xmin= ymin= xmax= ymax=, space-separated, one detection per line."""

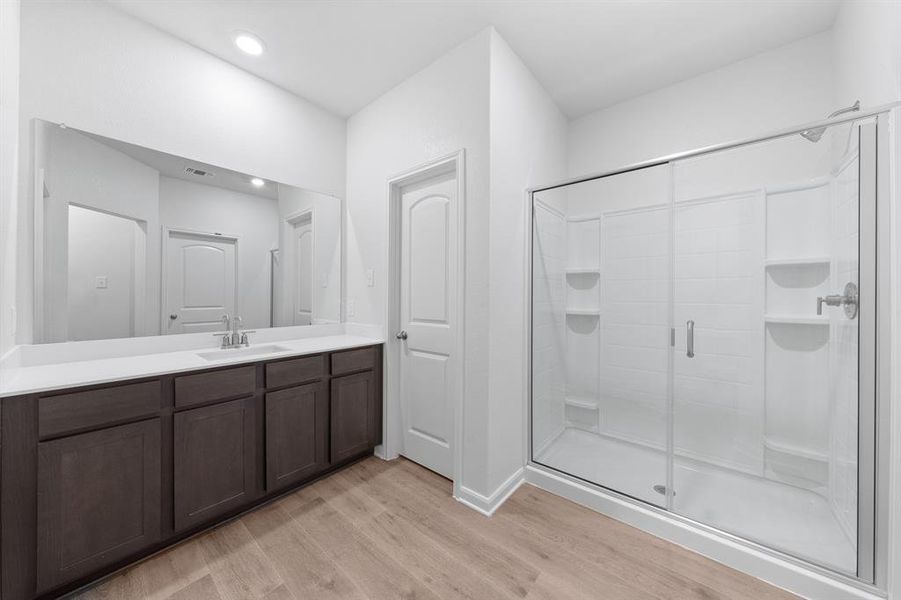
xmin=686 ymin=320 xmax=695 ymax=358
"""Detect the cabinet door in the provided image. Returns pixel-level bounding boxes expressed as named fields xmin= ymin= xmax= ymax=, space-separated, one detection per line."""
xmin=36 ymin=419 xmax=161 ymax=593
xmin=174 ymin=398 xmax=255 ymax=532
xmin=330 ymin=371 xmax=378 ymax=463
xmin=265 ymin=382 xmax=327 ymax=492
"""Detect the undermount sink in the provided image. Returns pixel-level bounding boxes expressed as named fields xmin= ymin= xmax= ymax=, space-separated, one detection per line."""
xmin=196 ymin=344 xmax=291 ymax=361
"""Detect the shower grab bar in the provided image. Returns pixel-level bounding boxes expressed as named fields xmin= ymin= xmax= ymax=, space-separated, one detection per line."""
xmin=686 ymin=320 xmax=695 ymax=358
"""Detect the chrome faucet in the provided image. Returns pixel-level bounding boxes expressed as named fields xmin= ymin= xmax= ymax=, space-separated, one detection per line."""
xmin=213 ymin=314 xmax=255 ymax=349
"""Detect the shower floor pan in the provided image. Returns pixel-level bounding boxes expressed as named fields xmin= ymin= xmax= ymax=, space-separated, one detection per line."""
xmin=535 ymin=428 xmax=856 ymax=574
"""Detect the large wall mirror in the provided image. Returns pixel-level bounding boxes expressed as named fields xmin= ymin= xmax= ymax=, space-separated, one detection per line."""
xmin=32 ymin=119 xmax=343 ymax=343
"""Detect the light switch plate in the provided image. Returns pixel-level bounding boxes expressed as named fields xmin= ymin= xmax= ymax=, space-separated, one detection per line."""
xmin=366 ymin=269 xmax=375 ymax=287
xmin=347 ymin=298 xmax=355 ymax=317
xmin=95 ymin=276 xmax=108 ymax=289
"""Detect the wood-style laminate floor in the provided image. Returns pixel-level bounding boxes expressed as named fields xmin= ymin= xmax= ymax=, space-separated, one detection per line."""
xmin=73 ymin=457 xmax=799 ymax=600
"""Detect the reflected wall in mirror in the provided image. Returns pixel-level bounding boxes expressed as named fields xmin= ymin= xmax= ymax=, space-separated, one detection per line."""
xmin=33 ymin=119 xmax=342 ymax=343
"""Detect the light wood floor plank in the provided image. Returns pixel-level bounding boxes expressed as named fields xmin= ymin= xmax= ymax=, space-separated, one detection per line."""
xmin=198 ymin=519 xmax=284 ymax=600
xmin=241 ymin=501 xmax=366 ymax=600
xmin=71 ymin=457 xmax=799 ymax=600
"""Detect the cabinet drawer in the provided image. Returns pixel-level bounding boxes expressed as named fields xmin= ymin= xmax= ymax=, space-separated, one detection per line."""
xmin=174 ymin=366 xmax=256 ymax=409
xmin=265 ymin=354 xmax=325 ymax=389
xmin=38 ymin=381 xmax=161 ymax=439
xmin=331 ymin=347 xmax=377 ymax=375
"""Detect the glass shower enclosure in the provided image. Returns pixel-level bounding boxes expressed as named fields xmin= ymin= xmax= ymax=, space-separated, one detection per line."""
xmin=529 ymin=116 xmax=879 ymax=581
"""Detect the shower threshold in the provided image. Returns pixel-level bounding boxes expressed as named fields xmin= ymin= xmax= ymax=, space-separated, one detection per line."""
xmin=535 ymin=428 xmax=856 ymax=574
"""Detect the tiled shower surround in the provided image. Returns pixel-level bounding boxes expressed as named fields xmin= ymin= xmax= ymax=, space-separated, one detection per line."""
xmin=532 ymin=122 xmax=862 ymax=575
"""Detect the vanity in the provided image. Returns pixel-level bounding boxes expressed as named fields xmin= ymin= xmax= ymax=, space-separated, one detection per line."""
xmin=0 ymin=111 xmax=382 ymax=599
xmin=0 ymin=338 xmax=383 ymax=599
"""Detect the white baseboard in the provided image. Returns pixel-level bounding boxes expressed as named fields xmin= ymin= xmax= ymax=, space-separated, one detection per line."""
xmin=455 ymin=467 xmax=525 ymax=516
xmin=525 ymin=464 xmax=884 ymax=600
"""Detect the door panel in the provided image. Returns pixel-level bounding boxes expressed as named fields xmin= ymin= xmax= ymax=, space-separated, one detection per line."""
xmin=165 ymin=231 xmax=236 ymax=334
xmin=173 ymin=398 xmax=255 ymax=531
xmin=265 ymin=382 xmax=328 ymax=491
xmin=530 ymin=167 xmax=671 ymax=507
xmin=399 ymin=174 xmax=456 ymax=477
xmin=294 ymin=220 xmax=313 ymax=326
xmin=331 ymin=371 xmax=377 ymax=463
xmin=36 ymin=420 xmax=161 ymax=592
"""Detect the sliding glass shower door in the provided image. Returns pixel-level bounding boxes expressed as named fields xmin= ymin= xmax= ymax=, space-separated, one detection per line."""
xmin=531 ymin=165 xmax=671 ymax=508
xmin=530 ymin=118 xmax=877 ymax=580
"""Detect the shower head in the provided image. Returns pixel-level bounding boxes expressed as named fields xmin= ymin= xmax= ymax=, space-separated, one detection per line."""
xmin=800 ymin=100 xmax=860 ymax=142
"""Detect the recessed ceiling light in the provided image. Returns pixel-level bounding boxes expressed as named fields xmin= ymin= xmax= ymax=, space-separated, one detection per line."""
xmin=251 ymin=177 xmax=265 ymax=187
xmin=234 ymin=32 xmax=265 ymax=56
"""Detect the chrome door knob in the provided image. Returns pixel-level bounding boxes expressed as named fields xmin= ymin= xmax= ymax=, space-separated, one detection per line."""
xmin=169 ymin=314 xmax=178 ymax=320
xmin=395 ymin=330 xmax=408 ymax=340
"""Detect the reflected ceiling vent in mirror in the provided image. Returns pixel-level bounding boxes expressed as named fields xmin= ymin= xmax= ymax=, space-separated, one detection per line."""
xmin=184 ymin=166 xmax=214 ymax=178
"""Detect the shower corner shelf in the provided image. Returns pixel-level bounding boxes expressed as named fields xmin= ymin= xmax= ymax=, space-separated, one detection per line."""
xmin=564 ymin=396 xmax=599 ymax=410
xmin=764 ymin=256 xmax=831 ymax=268
xmin=764 ymin=314 xmax=829 ymax=326
xmin=565 ymin=308 xmax=600 ymax=316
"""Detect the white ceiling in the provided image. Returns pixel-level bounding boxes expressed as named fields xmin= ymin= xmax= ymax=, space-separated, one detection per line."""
xmin=109 ymin=0 xmax=841 ymax=118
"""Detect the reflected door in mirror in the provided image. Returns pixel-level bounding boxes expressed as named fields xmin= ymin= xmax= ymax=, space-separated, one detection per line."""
xmin=165 ymin=230 xmax=236 ymax=334
xmin=293 ymin=217 xmax=313 ymax=326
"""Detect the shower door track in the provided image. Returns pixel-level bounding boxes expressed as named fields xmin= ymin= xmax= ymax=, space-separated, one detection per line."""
xmin=525 ymin=103 xmax=899 ymax=596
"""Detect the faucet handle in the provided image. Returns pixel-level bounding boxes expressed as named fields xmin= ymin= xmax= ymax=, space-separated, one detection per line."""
xmin=213 ymin=332 xmax=231 ymax=349
xmin=239 ymin=330 xmax=255 ymax=346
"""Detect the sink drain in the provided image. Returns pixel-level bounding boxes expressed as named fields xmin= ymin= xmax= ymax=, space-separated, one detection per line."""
xmin=653 ymin=484 xmax=675 ymax=496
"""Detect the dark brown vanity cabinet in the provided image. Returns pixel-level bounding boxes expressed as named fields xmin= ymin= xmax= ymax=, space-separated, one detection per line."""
xmin=173 ymin=398 xmax=256 ymax=531
xmin=265 ymin=382 xmax=328 ymax=491
xmin=0 ymin=343 xmax=382 ymax=600
xmin=331 ymin=370 xmax=379 ymax=463
xmin=35 ymin=419 xmax=162 ymax=593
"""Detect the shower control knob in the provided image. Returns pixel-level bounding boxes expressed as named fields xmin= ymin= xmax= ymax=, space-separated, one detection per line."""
xmin=395 ymin=330 xmax=408 ymax=340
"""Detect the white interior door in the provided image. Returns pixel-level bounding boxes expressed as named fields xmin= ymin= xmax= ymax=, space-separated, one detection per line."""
xmin=399 ymin=173 xmax=457 ymax=478
xmin=165 ymin=230 xmax=236 ymax=334
xmin=293 ymin=219 xmax=313 ymax=326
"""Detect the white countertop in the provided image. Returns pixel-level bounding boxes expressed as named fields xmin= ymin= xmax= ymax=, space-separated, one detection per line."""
xmin=0 ymin=334 xmax=382 ymax=398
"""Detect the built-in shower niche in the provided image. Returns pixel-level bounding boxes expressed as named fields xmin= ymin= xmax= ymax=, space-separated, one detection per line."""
xmin=763 ymin=180 xmax=833 ymax=488
xmin=563 ymin=216 xmax=600 ymax=431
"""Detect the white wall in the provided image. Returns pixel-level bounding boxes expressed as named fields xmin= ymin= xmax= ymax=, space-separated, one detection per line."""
xmin=159 ymin=176 xmax=279 ymax=331
xmin=486 ymin=30 xmax=567 ymax=493
xmin=0 ymin=0 xmax=20 ymax=356
xmin=42 ymin=126 xmax=160 ymax=342
xmin=276 ymin=185 xmax=342 ymax=326
xmin=345 ymin=29 xmax=492 ymax=494
xmin=832 ymin=0 xmax=901 ymax=110
xmin=567 ymin=31 xmax=835 ymax=178
xmin=67 ymin=206 xmax=137 ymax=341
xmin=16 ymin=0 xmax=346 ymax=344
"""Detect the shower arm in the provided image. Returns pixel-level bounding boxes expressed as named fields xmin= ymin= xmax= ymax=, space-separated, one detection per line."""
xmin=826 ymin=100 xmax=861 ymax=119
